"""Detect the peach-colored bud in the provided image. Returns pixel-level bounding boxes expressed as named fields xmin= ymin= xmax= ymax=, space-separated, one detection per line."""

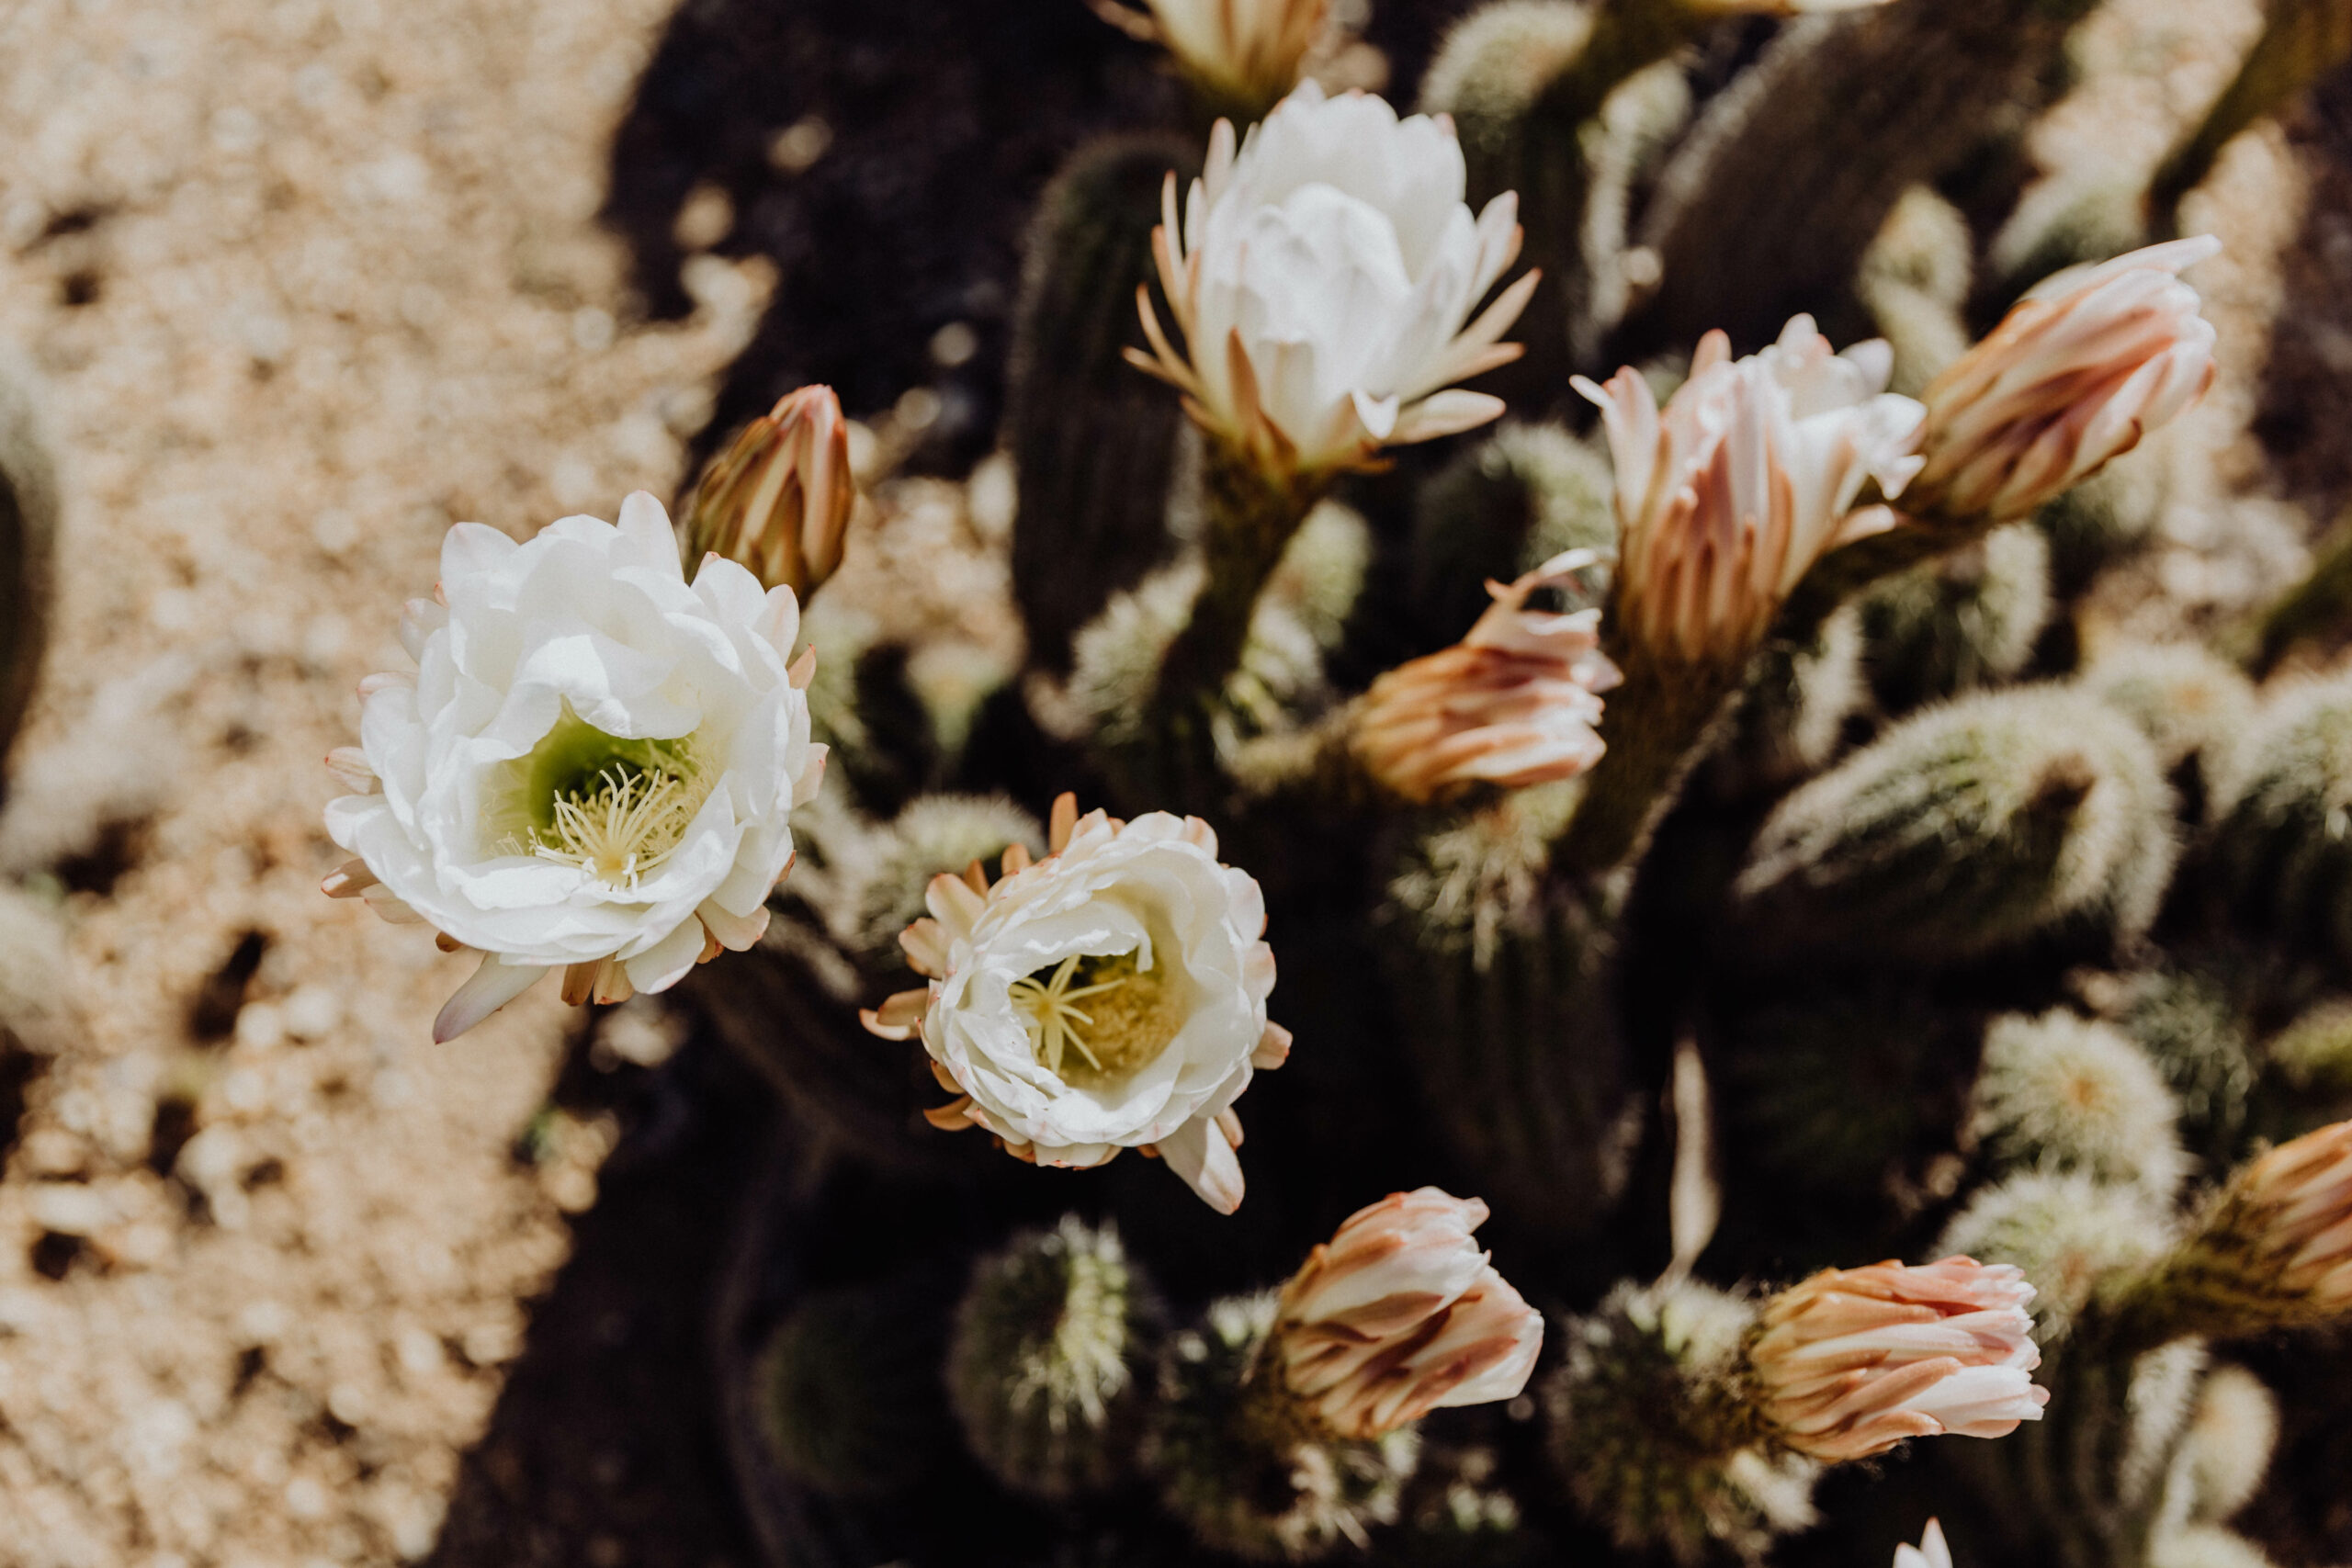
xmin=679 ymin=384 xmax=855 ymax=598
xmin=1576 ymin=315 xmax=1924 ymax=668
xmin=1094 ymin=0 xmax=1332 ymax=112
xmin=1750 ymin=1257 xmax=2048 ymax=1463
xmin=1908 ymin=238 xmax=2219 ymax=524
xmin=1351 ymin=549 xmax=1623 ymax=802
xmin=2224 ymin=1119 xmax=2352 ymax=1313
xmin=1271 ymin=1188 xmax=1544 ymax=1439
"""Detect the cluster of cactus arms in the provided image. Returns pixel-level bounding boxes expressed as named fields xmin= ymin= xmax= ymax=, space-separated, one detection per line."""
xmin=650 ymin=2 xmax=2352 ymax=1565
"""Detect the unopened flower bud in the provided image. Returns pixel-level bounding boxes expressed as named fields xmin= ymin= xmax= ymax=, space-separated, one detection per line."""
xmin=1271 ymin=1188 xmax=1544 ymax=1440
xmin=1576 ymin=314 xmax=1924 ymax=669
xmin=1750 ymin=1258 xmax=2049 ymax=1462
xmin=2143 ymin=1120 xmax=2352 ymax=1337
xmin=1353 ymin=549 xmax=1623 ymax=802
xmin=1907 ymin=238 xmax=2219 ymax=525
xmin=680 ymin=384 xmax=855 ymax=598
xmin=1098 ymin=0 xmax=1332 ymax=115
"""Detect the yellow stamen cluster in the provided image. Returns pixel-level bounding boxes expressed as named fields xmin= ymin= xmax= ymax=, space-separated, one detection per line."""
xmin=523 ymin=763 xmax=705 ymax=888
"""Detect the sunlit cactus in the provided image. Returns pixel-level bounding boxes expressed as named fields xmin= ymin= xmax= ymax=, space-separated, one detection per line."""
xmin=1736 ymin=688 xmax=2176 ymax=966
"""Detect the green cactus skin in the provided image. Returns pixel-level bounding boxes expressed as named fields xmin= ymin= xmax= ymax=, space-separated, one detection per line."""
xmin=1408 ymin=422 xmax=1617 ymax=641
xmin=2036 ymin=454 xmax=2168 ymax=600
xmin=1146 ymin=1292 xmax=1419 ymax=1562
xmin=947 ymin=1216 xmax=1156 ymax=1501
xmin=1544 ymin=1280 xmax=1814 ymax=1567
xmin=2206 ymin=672 xmax=2352 ymax=970
xmin=1971 ymin=1010 xmax=2188 ymax=1199
xmin=1385 ymin=802 xmax=1638 ymax=1248
xmin=2256 ymin=998 xmax=2352 ymax=1136
xmin=1858 ymin=524 xmax=2052 ymax=716
xmin=1008 ymin=133 xmax=1199 ymax=674
xmin=1634 ymin=0 xmax=2105 ymax=355
xmin=1736 ymin=688 xmax=2176 ymax=966
xmin=0 ymin=348 xmax=58 ymax=781
xmin=755 ymin=1282 xmax=954 ymax=1498
xmin=1706 ymin=608 xmax=1867 ymax=803
xmin=2105 ymin=967 xmax=2254 ymax=1168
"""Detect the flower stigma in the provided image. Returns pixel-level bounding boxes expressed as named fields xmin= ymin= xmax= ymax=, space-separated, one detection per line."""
xmin=1012 ymin=949 xmax=1186 ymax=1087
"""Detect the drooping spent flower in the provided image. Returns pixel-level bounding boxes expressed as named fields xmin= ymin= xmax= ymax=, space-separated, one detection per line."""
xmin=1906 ymin=237 xmax=2219 ymax=524
xmin=678 ymin=384 xmax=856 ymax=600
xmin=323 ymin=493 xmax=826 ymax=1042
xmin=1130 ymin=81 xmax=1539 ymax=478
xmin=1576 ymin=316 xmax=1926 ymax=668
xmin=1749 ymin=1258 xmax=2049 ymax=1462
xmin=1894 ymin=1520 xmax=1954 ymax=1568
xmin=861 ymin=793 xmax=1286 ymax=1213
xmin=1353 ymin=549 xmax=1622 ymax=802
xmin=1093 ymin=0 xmax=1331 ymax=115
xmin=1269 ymin=1189 xmax=1544 ymax=1439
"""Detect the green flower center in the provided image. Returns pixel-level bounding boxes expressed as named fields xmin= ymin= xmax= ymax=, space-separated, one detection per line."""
xmin=496 ymin=704 xmax=711 ymax=888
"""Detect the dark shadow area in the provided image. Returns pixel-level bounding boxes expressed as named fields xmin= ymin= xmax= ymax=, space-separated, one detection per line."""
xmin=2255 ymin=62 xmax=2352 ymax=525
xmin=601 ymin=0 xmax=1481 ymax=478
xmin=422 ymin=1026 xmax=775 ymax=1568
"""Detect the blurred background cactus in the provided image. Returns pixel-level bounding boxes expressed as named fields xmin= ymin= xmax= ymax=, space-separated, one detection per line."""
xmin=595 ymin=0 xmax=2352 ymax=1562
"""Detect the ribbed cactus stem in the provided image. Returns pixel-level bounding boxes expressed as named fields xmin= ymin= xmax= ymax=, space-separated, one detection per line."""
xmin=2151 ymin=0 xmax=2352 ymax=234
xmin=1554 ymin=650 xmax=1747 ymax=876
xmin=1634 ymin=0 xmax=2104 ymax=353
xmin=1011 ymin=133 xmax=1200 ymax=671
xmin=1136 ymin=440 xmax=1329 ymax=802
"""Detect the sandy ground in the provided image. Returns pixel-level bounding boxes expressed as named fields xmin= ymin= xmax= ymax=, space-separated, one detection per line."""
xmin=0 ymin=0 xmax=2324 ymax=1562
xmin=0 ymin=0 xmax=769 ymax=1562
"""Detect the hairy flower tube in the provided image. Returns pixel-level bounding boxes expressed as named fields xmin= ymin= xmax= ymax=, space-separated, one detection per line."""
xmin=861 ymin=794 xmax=1287 ymax=1213
xmin=1353 ymin=548 xmax=1623 ymax=801
xmin=1129 ymin=81 xmax=1539 ymax=478
xmin=1575 ymin=315 xmax=1926 ymax=668
xmin=1269 ymin=1189 xmax=1544 ymax=1438
xmin=1094 ymin=0 xmax=1331 ymax=114
xmin=322 ymin=494 xmax=827 ymax=1041
xmin=1906 ymin=237 xmax=2220 ymax=524
xmin=678 ymin=383 xmax=855 ymax=600
xmin=1749 ymin=1258 xmax=2049 ymax=1461
xmin=2150 ymin=1119 xmax=2352 ymax=1332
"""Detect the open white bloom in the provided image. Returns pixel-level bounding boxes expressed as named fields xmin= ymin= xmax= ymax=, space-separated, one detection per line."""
xmin=1271 ymin=1188 xmax=1544 ymax=1438
xmin=862 ymin=794 xmax=1286 ymax=1213
xmin=1910 ymin=237 xmax=2219 ymax=523
xmin=1894 ymin=1520 xmax=1954 ymax=1568
xmin=1130 ymin=81 xmax=1539 ymax=476
xmin=1751 ymin=1258 xmax=2049 ymax=1462
xmin=1353 ymin=549 xmax=1622 ymax=801
xmin=1095 ymin=0 xmax=1331 ymax=112
xmin=1576 ymin=316 xmax=1926 ymax=665
xmin=323 ymin=493 xmax=826 ymax=1042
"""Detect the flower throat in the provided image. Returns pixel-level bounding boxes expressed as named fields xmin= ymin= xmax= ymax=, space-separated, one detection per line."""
xmin=1012 ymin=949 xmax=1186 ymax=1089
xmin=498 ymin=705 xmax=711 ymax=889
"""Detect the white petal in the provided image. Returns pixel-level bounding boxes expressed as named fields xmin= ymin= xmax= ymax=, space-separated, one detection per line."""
xmin=434 ymin=955 xmax=548 ymax=1043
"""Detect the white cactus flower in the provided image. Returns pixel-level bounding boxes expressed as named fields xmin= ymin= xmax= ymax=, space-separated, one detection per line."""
xmin=862 ymin=794 xmax=1287 ymax=1214
xmin=1272 ymin=1188 xmax=1544 ymax=1438
xmin=1131 ymin=81 xmax=1539 ymax=477
xmin=1576 ymin=315 xmax=1926 ymax=666
xmin=1894 ymin=1520 xmax=1954 ymax=1568
xmin=322 ymin=493 xmax=826 ymax=1042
